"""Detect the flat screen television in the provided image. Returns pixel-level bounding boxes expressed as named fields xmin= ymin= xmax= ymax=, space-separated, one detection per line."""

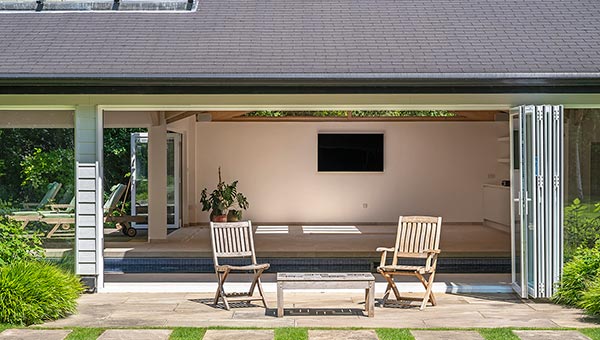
xmin=318 ymin=133 xmax=384 ymax=172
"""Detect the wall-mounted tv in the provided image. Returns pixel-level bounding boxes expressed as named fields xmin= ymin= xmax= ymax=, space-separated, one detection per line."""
xmin=318 ymin=133 xmax=384 ymax=172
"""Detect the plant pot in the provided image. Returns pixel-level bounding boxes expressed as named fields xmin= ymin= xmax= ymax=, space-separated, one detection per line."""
xmin=227 ymin=210 xmax=242 ymax=222
xmin=210 ymin=211 xmax=228 ymax=222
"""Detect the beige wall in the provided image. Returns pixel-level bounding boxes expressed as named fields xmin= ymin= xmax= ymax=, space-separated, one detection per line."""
xmin=193 ymin=121 xmax=509 ymax=223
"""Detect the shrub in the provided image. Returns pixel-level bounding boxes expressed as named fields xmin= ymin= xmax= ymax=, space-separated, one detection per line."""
xmin=0 ymin=261 xmax=84 ymax=325
xmin=553 ymin=242 xmax=600 ymax=306
xmin=580 ymin=275 xmax=600 ymax=315
xmin=0 ymin=216 xmax=44 ymax=266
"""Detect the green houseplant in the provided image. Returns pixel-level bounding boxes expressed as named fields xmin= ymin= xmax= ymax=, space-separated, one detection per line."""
xmin=200 ymin=168 xmax=249 ymax=222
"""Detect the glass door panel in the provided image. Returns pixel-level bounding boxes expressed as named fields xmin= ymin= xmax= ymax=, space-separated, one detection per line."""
xmin=511 ymin=105 xmax=563 ymax=299
xmin=131 ymin=132 xmax=181 ymax=229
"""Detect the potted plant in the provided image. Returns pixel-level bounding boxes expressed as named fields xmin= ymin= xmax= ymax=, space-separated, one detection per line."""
xmin=227 ymin=185 xmax=249 ymax=222
xmin=200 ymin=168 xmax=250 ymax=222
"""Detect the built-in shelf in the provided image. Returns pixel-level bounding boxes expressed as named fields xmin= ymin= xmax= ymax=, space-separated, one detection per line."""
xmin=497 ymin=158 xmax=510 ymax=164
xmin=497 ymin=136 xmax=510 ymax=142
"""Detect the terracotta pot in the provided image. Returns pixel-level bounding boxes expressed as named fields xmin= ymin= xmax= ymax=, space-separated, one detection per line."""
xmin=210 ymin=211 xmax=228 ymax=222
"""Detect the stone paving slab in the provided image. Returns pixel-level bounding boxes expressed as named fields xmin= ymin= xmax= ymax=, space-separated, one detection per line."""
xmin=97 ymin=329 xmax=172 ymax=340
xmin=309 ymin=330 xmax=378 ymax=340
xmin=513 ymin=330 xmax=591 ymax=340
xmin=202 ymin=330 xmax=274 ymax=340
xmin=0 ymin=329 xmax=72 ymax=340
xmin=41 ymin=292 xmax=599 ymax=328
xmin=412 ymin=330 xmax=484 ymax=340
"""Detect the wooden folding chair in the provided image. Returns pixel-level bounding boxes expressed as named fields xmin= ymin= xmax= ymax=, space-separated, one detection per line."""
xmin=209 ymin=221 xmax=270 ymax=310
xmin=376 ymin=216 xmax=442 ymax=310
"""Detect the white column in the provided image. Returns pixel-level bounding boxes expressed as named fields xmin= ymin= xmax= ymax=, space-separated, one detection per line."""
xmin=74 ymin=105 xmax=103 ymax=291
xmin=148 ymin=112 xmax=167 ymax=241
xmin=186 ymin=116 xmax=197 ymax=225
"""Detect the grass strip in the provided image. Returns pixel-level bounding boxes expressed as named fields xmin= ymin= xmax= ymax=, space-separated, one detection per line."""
xmin=275 ymin=327 xmax=308 ymax=340
xmin=479 ymin=328 xmax=519 ymax=340
xmin=376 ymin=328 xmax=414 ymax=340
xmin=581 ymin=328 xmax=600 ymax=340
xmin=65 ymin=328 xmax=104 ymax=340
xmin=170 ymin=327 xmax=207 ymax=340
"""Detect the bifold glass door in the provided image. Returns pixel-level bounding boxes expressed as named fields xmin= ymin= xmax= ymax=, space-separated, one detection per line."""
xmin=130 ymin=132 xmax=181 ymax=229
xmin=510 ymin=105 xmax=563 ymax=299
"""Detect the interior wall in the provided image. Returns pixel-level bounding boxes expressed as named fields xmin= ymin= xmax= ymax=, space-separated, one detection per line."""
xmin=194 ymin=121 xmax=509 ymax=223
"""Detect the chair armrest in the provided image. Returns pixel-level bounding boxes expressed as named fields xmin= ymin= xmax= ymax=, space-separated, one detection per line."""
xmin=22 ymin=203 xmax=39 ymax=209
xmin=49 ymin=204 xmax=72 ymax=211
xmin=376 ymin=247 xmax=394 ymax=252
xmin=421 ymin=249 xmax=441 ymax=254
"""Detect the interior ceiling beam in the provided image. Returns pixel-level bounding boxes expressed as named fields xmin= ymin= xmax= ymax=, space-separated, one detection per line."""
xmin=209 ymin=111 xmax=252 ymax=121
xmin=165 ymin=111 xmax=206 ymax=124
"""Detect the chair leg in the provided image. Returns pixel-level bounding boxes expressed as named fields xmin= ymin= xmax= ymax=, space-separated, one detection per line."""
xmin=380 ymin=272 xmax=401 ymax=306
xmin=256 ymin=277 xmax=268 ymax=309
xmin=46 ymin=223 xmax=61 ymax=238
xmin=248 ymin=269 xmax=268 ymax=308
xmin=415 ymin=272 xmax=437 ymax=307
xmin=215 ymin=270 xmax=231 ymax=310
xmin=419 ymin=272 xmax=436 ymax=311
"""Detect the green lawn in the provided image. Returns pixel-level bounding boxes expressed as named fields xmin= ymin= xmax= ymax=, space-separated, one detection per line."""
xmin=479 ymin=328 xmax=520 ymax=340
xmin=274 ymin=327 xmax=308 ymax=340
xmin=581 ymin=328 xmax=600 ymax=340
xmin=65 ymin=328 xmax=104 ymax=340
xmin=376 ymin=328 xmax=414 ymax=340
xmin=170 ymin=327 xmax=207 ymax=340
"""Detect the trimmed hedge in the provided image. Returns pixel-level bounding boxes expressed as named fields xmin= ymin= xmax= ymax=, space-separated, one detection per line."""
xmin=0 ymin=261 xmax=84 ymax=325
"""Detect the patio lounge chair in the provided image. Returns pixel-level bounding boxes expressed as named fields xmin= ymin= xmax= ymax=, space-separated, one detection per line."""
xmin=10 ymin=182 xmax=62 ymax=227
xmin=41 ymin=183 xmax=145 ymax=238
xmin=210 ymin=221 xmax=270 ymax=310
xmin=376 ymin=216 xmax=442 ymax=310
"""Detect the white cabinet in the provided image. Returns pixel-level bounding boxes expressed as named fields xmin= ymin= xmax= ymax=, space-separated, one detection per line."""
xmin=482 ymin=184 xmax=510 ymax=233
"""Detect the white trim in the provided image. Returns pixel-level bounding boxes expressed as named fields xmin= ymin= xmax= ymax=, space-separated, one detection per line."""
xmin=96 ymin=106 xmax=104 ymax=290
xmin=0 ymin=105 xmax=76 ymax=110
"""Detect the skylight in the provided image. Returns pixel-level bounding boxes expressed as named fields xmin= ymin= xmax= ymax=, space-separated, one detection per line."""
xmin=0 ymin=0 xmax=196 ymax=12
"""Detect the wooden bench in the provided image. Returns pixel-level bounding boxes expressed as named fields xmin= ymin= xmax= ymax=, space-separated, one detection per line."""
xmin=276 ymin=272 xmax=375 ymax=317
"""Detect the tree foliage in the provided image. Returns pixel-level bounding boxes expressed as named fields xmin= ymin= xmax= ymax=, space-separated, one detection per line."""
xmin=244 ymin=110 xmax=455 ymax=118
xmin=0 ymin=128 xmax=143 ymax=205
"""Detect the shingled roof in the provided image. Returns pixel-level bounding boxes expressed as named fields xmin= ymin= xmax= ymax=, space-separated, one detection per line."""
xmin=0 ymin=0 xmax=599 ymax=89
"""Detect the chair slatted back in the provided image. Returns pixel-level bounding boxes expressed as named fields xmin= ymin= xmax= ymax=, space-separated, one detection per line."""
xmin=210 ymin=221 xmax=257 ymax=267
xmin=392 ymin=216 xmax=442 ymax=265
xmin=38 ymin=182 xmax=62 ymax=209
xmin=103 ymin=184 xmax=127 ymax=215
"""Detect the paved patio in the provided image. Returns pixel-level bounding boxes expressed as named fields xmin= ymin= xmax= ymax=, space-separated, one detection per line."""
xmin=41 ymin=292 xmax=597 ymax=329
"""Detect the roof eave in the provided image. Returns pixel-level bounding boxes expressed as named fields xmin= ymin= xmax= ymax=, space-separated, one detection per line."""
xmin=1 ymin=73 xmax=600 ymax=94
